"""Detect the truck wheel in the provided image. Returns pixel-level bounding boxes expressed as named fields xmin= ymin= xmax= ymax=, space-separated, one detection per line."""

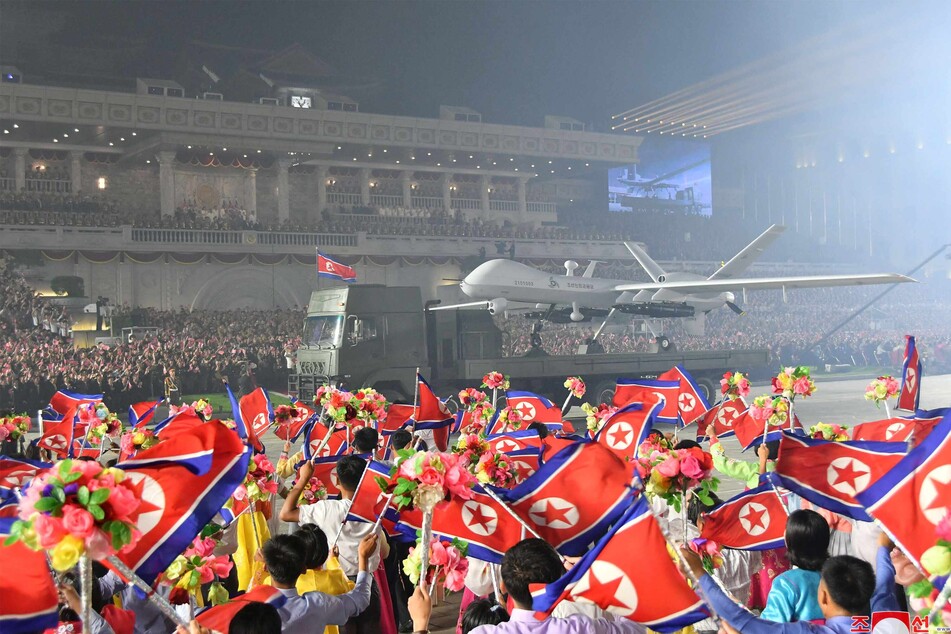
xmin=593 ymin=380 xmax=616 ymax=406
xmin=695 ymin=376 xmax=716 ymax=403
xmin=657 ymin=336 xmax=672 ymax=351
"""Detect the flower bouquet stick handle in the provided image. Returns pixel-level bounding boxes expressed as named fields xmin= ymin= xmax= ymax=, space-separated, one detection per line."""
xmin=106 ymin=555 xmax=190 ymax=628
xmin=418 ymin=509 xmax=434 ymax=594
xmin=490 ymin=563 xmax=503 ymax=605
xmin=428 ymin=564 xmax=440 ymax=599
xmin=249 ymin=506 xmax=262 ymax=551
xmin=368 ymin=494 xmax=394 ymax=537
xmin=883 ymin=400 xmax=891 ymax=420
xmin=491 ymin=388 xmax=498 ymax=410
xmin=79 ymin=553 xmax=93 ymax=629
xmin=560 ymin=391 xmax=573 ymax=417
xmin=310 ymin=418 xmax=336 ymax=461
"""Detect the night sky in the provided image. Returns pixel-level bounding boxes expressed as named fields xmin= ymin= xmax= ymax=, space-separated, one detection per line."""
xmin=2 ymin=0 xmax=909 ymax=128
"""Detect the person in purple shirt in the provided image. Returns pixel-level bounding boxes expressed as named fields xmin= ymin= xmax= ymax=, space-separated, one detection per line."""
xmin=679 ymin=545 xmax=900 ymax=634
xmin=407 ymin=539 xmax=645 ymax=633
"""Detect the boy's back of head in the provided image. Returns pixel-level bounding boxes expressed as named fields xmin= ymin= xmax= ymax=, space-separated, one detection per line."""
xmin=295 ymin=523 xmax=330 ymax=570
xmin=352 ymin=427 xmax=379 ymax=454
xmin=230 ymin=601 xmax=282 ymax=634
xmin=500 ymin=539 xmax=565 ymax=608
xmin=391 ymin=429 xmax=412 ymax=451
xmin=262 ymin=534 xmax=306 ymax=586
xmin=335 ymin=454 xmax=367 ymax=493
xmin=820 ymin=555 xmax=875 ymax=617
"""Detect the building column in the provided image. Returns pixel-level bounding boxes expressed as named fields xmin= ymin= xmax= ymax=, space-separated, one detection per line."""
xmin=156 ymin=151 xmax=177 ymax=217
xmin=359 ymin=168 xmax=371 ymax=206
xmin=13 ymin=147 xmax=28 ymax=192
xmin=68 ymin=151 xmax=83 ymax=194
xmin=276 ymin=158 xmax=291 ymax=224
xmin=481 ymin=175 xmax=491 ymax=214
xmin=517 ymin=176 xmax=529 ymax=216
xmin=401 ymin=170 xmax=413 ymax=208
xmin=442 ymin=173 xmax=453 ymax=211
xmin=316 ymin=165 xmax=328 ymax=216
xmin=244 ymin=168 xmax=258 ymax=219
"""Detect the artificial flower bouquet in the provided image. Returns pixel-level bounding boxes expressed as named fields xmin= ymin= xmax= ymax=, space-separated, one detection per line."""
xmin=473 ymin=451 xmax=519 ymax=488
xmin=771 ymin=366 xmax=817 ymax=400
xmin=79 ymin=402 xmax=124 ymax=446
xmin=119 ymin=429 xmax=160 ymax=459
xmin=720 ymin=371 xmax=751 ymax=399
xmin=273 ymin=404 xmax=302 ymax=426
xmin=315 ymin=386 xmax=389 ymax=428
xmin=0 ymin=413 xmax=31 ymax=442
xmin=5 ymin=459 xmax=142 ymax=570
xmin=170 ymin=399 xmax=214 ymax=421
xmin=749 ymin=394 xmax=791 ymax=429
xmin=908 ymin=511 xmax=951 ymax=629
xmin=481 ymin=371 xmax=510 ymax=391
xmin=376 ymin=449 xmax=477 ymax=513
xmin=297 ymin=475 xmax=328 ymax=505
xmin=238 ymin=454 xmax=278 ymax=503
xmin=635 ymin=438 xmax=719 ymax=512
xmin=809 ymin=422 xmax=850 ymax=442
xmin=160 ymin=534 xmax=233 ymax=605
xmin=402 ymin=536 xmax=470 ymax=593
xmin=563 ymin=377 xmax=586 ymax=399
xmin=864 ymin=376 xmax=900 ymax=407
xmin=494 ymin=406 xmax=525 ymax=432
xmin=581 ymin=402 xmax=617 ymax=435
xmin=688 ymin=538 xmax=724 ymax=574
xmin=456 ymin=388 xmax=496 ymax=434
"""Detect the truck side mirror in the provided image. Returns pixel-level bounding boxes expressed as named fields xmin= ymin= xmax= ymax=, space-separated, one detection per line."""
xmin=346 ymin=314 xmax=359 ymax=346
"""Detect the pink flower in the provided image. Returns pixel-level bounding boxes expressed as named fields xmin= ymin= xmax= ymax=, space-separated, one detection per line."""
xmin=85 ymin=529 xmax=114 ymax=560
xmin=936 ymin=513 xmax=951 ymax=542
xmin=793 ymin=377 xmax=813 ymax=396
xmin=120 ymin=434 xmax=134 ymax=455
xmin=736 ymin=378 xmax=751 ymax=397
xmin=680 ymin=454 xmax=705 ymax=480
xmin=107 ymin=484 xmax=139 ymax=520
xmin=417 ymin=465 xmax=444 ymax=487
xmin=429 ymin=540 xmax=449 ymax=566
xmin=0 ymin=427 xmax=8 ymax=442
xmin=212 ymin=555 xmax=234 ymax=578
xmin=656 ymin=456 xmax=681 ymax=478
xmin=33 ymin=513 xmax=67 ymax=547
xmin=62 ymin=504 xmax=96 ymax=539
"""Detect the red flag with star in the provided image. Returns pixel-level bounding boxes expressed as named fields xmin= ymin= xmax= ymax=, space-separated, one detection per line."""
xmin=238 ymin=387 xmax=271 ymax=451
xmin=498 ymin=442 xmax=635 ymax=556
xmin=851 ymin=417 xmax=914 ymax=443
xmin=773 ymin=432 xmax=906 ymax=521
xmin=658 ymin=365 xmax=711 ymax=427
xmin=486 ymin=430 xmax=544 ymax=455
xmin=613 ymin=378 xmax=679 ymax=424
xmin=0 ymin=456 xmax=50 ymax=497
xmin=112 ymin=421 xmax=250 ymax=585
xmin=37 ymin=415 xmax=83 ymax=458
xmin=531 ymin=495 xmax=705 ymax=632
xmin=0 ymin=518 xmax=60 ymax=633
xmin=699 ymin=484 xmax=788 ymax=550
xmin=311 ymin=459 xmax=342 ymax=499
xmin=856 ymin=409 xmax=951 ymax=566
xmin=595 ymin=399 xmax=663 ymax=462
xmin=896 ymin=335 xmax=921 ymax=412
xmin=505 ymin=391 xmax=564 ymax=430
xmin=697 ymin=398 xmax=747 ymax=440
xmin=397 ymin=485 xmax=525 ymax=564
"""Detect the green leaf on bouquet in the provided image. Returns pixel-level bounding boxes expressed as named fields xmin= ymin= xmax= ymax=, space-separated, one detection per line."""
xmin=51 ymin=487 xmax=66 ymax=504
xmin=88 ymin=504 xmax=105 ymax=521
xmin=63 ymin=470 xmax=82 ymax=484
xmin=373 ymin=476 xmax=390 ymax=492
xmin=58 ymin=461 xmax=73 ymax=478
xmin=34 ymin=496 xmax=61 ymax=512
xmin=189 ymin=569 xmax=201 ymax=588
xmin=89 ymin=488 xmax=110 ymax=505
xmin=394 ymin=480 xmax=416 ymax=496
xmin=77 ymin=486 xmax=90 ymax=506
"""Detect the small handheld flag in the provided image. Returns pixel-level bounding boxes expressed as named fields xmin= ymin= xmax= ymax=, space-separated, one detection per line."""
xmin=897 ymin=335 xmax=921 ymax=412
xmin=317 ymin=251 xmax=357 ymax=283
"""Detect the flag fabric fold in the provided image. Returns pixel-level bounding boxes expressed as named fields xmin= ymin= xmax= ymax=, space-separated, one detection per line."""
xmin=129 ymin=398 xmax=165 ymax=428
xmin=699 ymin=484 xmax=788 ymax=550
xmin=896 ymin=335 xmax=921 ymax=412
xmin=658 ymin=365 xmax=711 ymax=427
xmin=0 ymin=518 xmax=60 ymax=634
xmin=613 ymin=378 xmax=679 ymax=424
xmin=317 ymin=251 xmax=357 ymax=283
xmin=595 ymin=400 xmax=662 ymax=462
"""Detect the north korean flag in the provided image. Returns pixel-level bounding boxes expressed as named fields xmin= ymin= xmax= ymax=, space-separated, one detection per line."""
xmin=225 ymin=382 xmax=263 ymax=452
xmin=486 ymin=430 xmax=544 ymax=456
xmin=0 ymin=497 xmax=17 ymax=519
xmin=317 ymin=251 xmax=357 ymax=283
xmin=114 ymin=421 xmax=250 ymax=585
xmin=697 ymin=398 xmax=747 ymax=441
xmin=415 ymin=373 xmax=453 ymax=450
xmin=0 ymin=518 xmax=60 ymax=634
xmin=540 ymin=435 xmax=583 ymax=464
xmin=851 ymin=417 xmax=913 ymax=443
xmin=129 ymin=398 xmax=165 ymax=428
xmin=273 ymin=401 xmax=315 ymax=441
xmin=196 ymin=585 xmax=287 ymax=634
xmin=47 ymin=389 xmax=102 ymax=417
xmin=531 ymin=496 xmax=705 ymax=632
xmin=397 ymin=485 xmax=525 ymax=564
xmin=505 ymin=391 xmax=564 ymax=431
xmin=907 ymin=407 xmax=950 ymax=448
xmin=732 ymin=406 xmax=799 ymax=450
xmin=239 ymin=387 xmax=274 ymax=446
xmin=0 ymin=456 xmax=50 ymax=500
xmin=595 ymin=400 xmax=663 ymax=463
xmin=37 ymin=415 xmax=81 ymax=458
xmin=613 ymin=378 xmax=679 ymax=424
xmin=154 ymin=410 xmax=205 ymax=439
xmin=658 ymin=365 xmax=711 ymax=427
xmin=897 ymin=335 xmax=921 ymax=412
xmin=311 ymin=459 xmax=343 ymax=500
xmin=301 ymin=417 xmax=349 ymax=463
xmin=699 ymin=484 xmax=788 ymax=550
xmin=856 ymin=409 xmax=951 ymax=565
xmin=773 ymin=432 xmax=907 ymax=520
xmin=346 ymin=460 xmax=400 ymax=533
xmin=498 ymin=442 xmax=636 ymax=556
xmin=380 ymin=404 xmax=414 ymax=436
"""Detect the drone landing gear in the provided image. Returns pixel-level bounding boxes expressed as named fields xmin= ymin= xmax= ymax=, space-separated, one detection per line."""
xmin=525 ymin=320 xmax=548 ymax=357
xmin=580 ymin=308 xmax=616 ymax=355
xmin=644 ymin=319 xmax=675 ymax=353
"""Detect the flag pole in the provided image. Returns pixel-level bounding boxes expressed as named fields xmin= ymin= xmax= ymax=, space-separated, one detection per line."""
xmin=481 ymin=486 xmax=567 ymax=564
xmin=368 ymin=494 xmax=394 ymax=537
xmin=410 ymin=368 xmax=420 ymax=435
xmin=106 ymin=556 xmax=190 ymax=628
xmin=928 ymin=575 xmax=951 ymax=621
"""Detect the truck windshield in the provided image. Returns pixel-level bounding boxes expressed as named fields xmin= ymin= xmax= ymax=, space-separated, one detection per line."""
xmin=304 ymin=315 xmax=344 ymax=348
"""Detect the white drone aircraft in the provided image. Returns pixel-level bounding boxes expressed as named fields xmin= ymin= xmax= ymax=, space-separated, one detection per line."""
xmin=429 ymin=224 xmax=914 ymax=350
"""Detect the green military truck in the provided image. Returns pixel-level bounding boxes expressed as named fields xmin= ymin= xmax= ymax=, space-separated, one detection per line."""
xmin=288 ymin=285 xmax=769 ymax=404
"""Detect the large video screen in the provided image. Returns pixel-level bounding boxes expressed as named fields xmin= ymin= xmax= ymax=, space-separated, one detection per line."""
xmin=608 ymin=137 xmax=712 ymax=215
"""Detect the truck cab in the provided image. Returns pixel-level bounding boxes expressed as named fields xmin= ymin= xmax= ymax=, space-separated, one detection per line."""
xmin=291 ymin=285 xmax=429 ymax=402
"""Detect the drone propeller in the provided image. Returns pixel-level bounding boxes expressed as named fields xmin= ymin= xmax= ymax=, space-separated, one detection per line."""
xmin=726 ymin=301 xmax=745 ymax=316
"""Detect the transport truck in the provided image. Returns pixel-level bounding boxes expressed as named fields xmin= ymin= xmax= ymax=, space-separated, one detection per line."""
xmin=288 ymin=285 xmax=769 ymax=404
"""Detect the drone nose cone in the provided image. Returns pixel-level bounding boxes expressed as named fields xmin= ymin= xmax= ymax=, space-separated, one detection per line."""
xmin=723 ymin=291 xmax=736 ymax=303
